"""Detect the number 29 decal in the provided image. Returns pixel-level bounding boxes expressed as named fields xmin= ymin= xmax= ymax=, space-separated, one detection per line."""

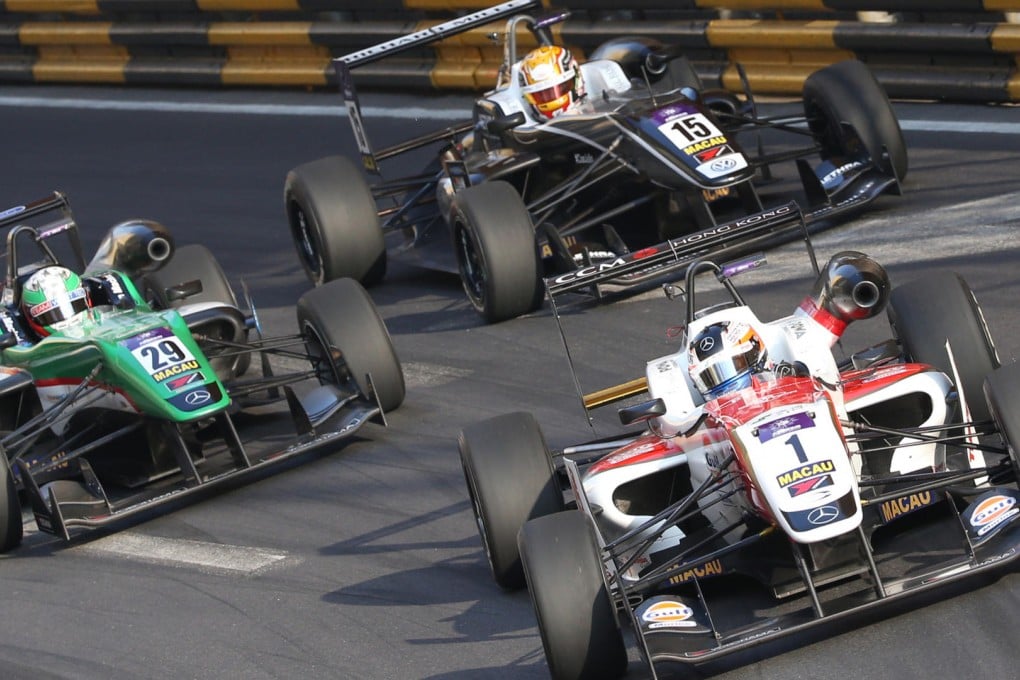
xmin=125 ymin=330 xmax=199 ymax=383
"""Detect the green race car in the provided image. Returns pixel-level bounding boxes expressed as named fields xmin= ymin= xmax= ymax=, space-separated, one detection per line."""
xmin=0 ymin=192 xmax=404 ymax=552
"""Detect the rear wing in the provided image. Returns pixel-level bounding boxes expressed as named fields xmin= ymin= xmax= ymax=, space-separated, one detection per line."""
xmin=333 ymin=0 xmax=541 ymax=174
xmin=544 ymin=202 xmax=812 ymax=430
xmin=545 ymin=202 xmax=810 ymax=298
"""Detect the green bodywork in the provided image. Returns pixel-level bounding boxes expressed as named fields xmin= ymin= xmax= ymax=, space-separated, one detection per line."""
xmin=1 ymin=272 xmax=229 ymax=422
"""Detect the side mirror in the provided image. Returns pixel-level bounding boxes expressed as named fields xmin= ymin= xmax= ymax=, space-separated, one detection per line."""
xmin=164 ymin=279 xmax=204 ymax=303
xmin=487 ymin=112 xmax=526 ymax=136
xmin=619 ymin=398 xmax=667 ymax=426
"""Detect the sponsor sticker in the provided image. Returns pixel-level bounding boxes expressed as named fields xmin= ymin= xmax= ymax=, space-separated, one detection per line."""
xmin=969 ymin=494 xmax=1018 ymax=537
xmin=756 ymin=412 xmax=815 ymax=443
xmin=776 ymin=460 xmax=835 ymax=488
xmin=167 ymin=371 xmax=204 ymax=391
xmin=807 ymin=504 xmax=840 ymax=525
xmin=788 ymin=474 xmax=834 ymax=498
xmin=696 ymin=153 xmax=748 ymax=180
xmin=667 ymin=558 xmax=724 ymax=585
xmin=695 ymin=144 xmax=733 ymax=163
xmin=641 ymin=600 xmax=697 ymax=629
xmin=880 ymin=491 xmax=937 ymax=523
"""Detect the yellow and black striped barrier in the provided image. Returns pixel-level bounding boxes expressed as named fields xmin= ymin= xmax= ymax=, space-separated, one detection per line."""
xmin=0 ymin=1 xmax=1016 ymax=102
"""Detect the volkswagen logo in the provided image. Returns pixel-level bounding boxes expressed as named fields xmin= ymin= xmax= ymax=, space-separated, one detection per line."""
xmin=807 ymin=505 xmax=840 ymax=525
xmin=710 ymin=157 xmax=737 ymax=172
xmin=184 ymin=389 xmax=212 ymax=406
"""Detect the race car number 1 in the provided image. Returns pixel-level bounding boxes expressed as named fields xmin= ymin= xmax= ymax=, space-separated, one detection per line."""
xmin=659 ymin=113 xmax=723 ymax=150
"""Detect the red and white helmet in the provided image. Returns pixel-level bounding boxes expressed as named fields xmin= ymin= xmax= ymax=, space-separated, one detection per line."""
xmin=519 ymin=45 xmax=585 ymax=119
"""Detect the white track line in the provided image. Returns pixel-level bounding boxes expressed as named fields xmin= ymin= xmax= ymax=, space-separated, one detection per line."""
xmin=75 ymin=532 xmax=291 ymax=575
xmin=0 ymin=94 xmax=1016 ymax=134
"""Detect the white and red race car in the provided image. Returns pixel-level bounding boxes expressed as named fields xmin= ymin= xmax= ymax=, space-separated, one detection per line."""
xmin=459 ymin=211 xmax=1020 ymax=679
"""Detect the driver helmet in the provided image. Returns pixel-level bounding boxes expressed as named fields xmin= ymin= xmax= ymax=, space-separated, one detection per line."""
xmin=21 ymin=266 xmax=90 ymax=337
xmin=519 ymin=45 xmax=585 ymax=120
xmin=688 ymin=320 xmax=766 ymax=399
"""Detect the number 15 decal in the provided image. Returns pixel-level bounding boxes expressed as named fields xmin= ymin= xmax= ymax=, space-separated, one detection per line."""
xmin=658 ymin=113 xmax=722 ymax=149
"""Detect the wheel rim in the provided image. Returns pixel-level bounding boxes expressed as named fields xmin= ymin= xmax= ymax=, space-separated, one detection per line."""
xmin=302 ymin=321 xmax=349 ymax=388
xmin=291 ymin=204 xmax=324 ymax=283
xmin=455 ymin=224 xmax=487 ymax=310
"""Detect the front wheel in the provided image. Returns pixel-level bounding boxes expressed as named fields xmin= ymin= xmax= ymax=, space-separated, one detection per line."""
xmin=888 ymin=272 xmax=999 ymax=423
xmin=519 ymin=511 xmax=628 ymax=680
xmin=0 ymin=455 xmax=23 ymax=553
xmin=803 ymin=60 xmax=908 ymax=180
xmin=458 ymin=412 xmax=564 ymax=590
xmin=452 ymin=181 xmax=541 ymax=324
xmin=285 ymin=155 xmax=386 ymax=286
xmin=296 ymin=278 xmax=404 ymax=412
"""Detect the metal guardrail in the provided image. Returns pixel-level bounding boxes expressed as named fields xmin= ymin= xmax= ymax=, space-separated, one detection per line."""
xmin=0 ymin=2 xmax=1016 ymax=101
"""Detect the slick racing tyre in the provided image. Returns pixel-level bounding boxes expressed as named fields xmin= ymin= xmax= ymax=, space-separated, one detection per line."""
xmin=143 ymin=243 xmax=250 ymax=379
xmin=519 ymin=511 xmax=628 ymax=680
xmin=0 ymin=455 xmax=23 ymax=553
xmin=802 ymin=60 xmax=908 ymax=181
xmin=458 ymin=412 xmax=564 ymax=590
xmin=296 ymin=278 xmax=405 ymax=412
xmin=285 ymin=155 xmax=386 ymax=287
xmin=889 ymin=272 xmax=999 ymax=423
xmin=452 ymin=181 xmax=541 ymax=324
xmin=983 ymin=363 xmax=1020 ymax=482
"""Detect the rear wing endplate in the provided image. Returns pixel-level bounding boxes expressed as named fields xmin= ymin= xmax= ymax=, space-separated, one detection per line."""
xmin=333 ymin=0 xmax=541 ymax=175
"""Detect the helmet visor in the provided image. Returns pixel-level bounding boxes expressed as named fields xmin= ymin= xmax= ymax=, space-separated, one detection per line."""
xmin=696 ymin=351 xmax=755 ymax=392
xmin=29 ymin=287 xmax=88 ymax=328
xmin=525 ymin=78 xmax=575 ymax=105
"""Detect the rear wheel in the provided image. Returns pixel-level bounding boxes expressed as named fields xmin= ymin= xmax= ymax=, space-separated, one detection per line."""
xmin=803 ymin=60 xmax=908 ymax=180
xmin=452 ymin=181 xmax=541 ymax=324
xmin=888 ymin=272 xmax=999 ymax=423
xmin=519 ymin=511 xmax=628 ymax=680
xmin=296 ymin=278 xmax=404 ymax=412
xmin=983 ymin=363 xmax=1020 ymax=482
xmin=458 ymin=412 xmax=564 ymax=589
xmin=285 ymin=155 xmax=386 ymax=286
xmin=0 ymin=455 xmax=23 ymax=553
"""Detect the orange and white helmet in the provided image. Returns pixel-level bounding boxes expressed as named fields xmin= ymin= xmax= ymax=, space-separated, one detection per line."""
xmin=519 ymin=45 xmax=585 ymax=119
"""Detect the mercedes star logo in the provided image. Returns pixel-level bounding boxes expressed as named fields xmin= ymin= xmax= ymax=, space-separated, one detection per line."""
xmin=807 ymin=505 xmax=840 ymax=525
xmin=699 ymin=337 xmax=715 ymax=352
xmin=184 ymin=389 xmax=212 ymax=406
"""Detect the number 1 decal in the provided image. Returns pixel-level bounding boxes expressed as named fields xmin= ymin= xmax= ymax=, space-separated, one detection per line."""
xmin=784 ymin=433 xmax=809 ymax=464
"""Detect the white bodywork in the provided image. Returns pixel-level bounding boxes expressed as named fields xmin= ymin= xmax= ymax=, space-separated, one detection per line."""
xmin=579 ymin=302 xmax=955 ymax=556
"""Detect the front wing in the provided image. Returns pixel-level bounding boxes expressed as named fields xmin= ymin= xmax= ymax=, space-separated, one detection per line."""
xmin=12 ymin=395 xmax=384 ymax=541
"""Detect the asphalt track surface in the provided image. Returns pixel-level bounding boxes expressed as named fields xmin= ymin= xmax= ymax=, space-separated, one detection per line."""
xmin=0 ymin=85 xmax=1018 ymax=680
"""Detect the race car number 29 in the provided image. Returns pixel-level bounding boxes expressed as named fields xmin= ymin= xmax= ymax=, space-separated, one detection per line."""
xmin=126 ymin=331 xmax=197 ymax=382
xmin=659 ymin=113 xmax=724 ymax=153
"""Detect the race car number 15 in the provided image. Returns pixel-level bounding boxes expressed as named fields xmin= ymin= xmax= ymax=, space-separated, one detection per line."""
xmin=659 ymin=113 xmax=723 ymax=150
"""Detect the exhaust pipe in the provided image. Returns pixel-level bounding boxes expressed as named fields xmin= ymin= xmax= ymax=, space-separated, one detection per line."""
xmin=796 ymin=251 xmax=889 ymax=345
xmin=86 ymin=220 xmax=175 ymax=277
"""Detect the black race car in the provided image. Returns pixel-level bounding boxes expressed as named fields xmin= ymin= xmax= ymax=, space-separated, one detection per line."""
xmin=285 ymin=0 xmax=905 ymax=323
